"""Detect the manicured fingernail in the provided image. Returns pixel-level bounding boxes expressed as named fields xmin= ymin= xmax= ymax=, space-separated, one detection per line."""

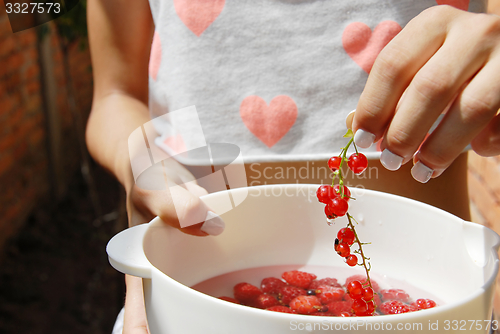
xmin=354 ymin=129 xmax=375 ymax=149
xmin=411 ymin=161 xmax=434 ymax=183
xmin=345 ymin=110 xmax=356 ymax=129
xmin=380 ymin=149 xmax=403 ymax=171
xmin=201 ymin=211 xmax=225 ymax=236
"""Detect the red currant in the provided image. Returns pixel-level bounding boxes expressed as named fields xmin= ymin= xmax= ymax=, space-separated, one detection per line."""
xmin=346 ymin=254 xmax=357 ymax=266
xmin=333 ymin=184 xmax=351 ymax=201
xmin=352 ymin=299 xmax=368 ymax=315
xmin=348 ymin=153 xmax=368 ymax=175
xmin=325 ymin=205 xmax=337 ymax=219
xmin=337 ymin=227 xmax=355 ymax=245
xmin=336 ymin=243 xmax=350 ymax=257
xmin=316 ymin=185 xmax=334 ymax=204
xmin=328 ymin=156 xmax=342 ymax=172
xmin=327 ymin=197 xmax=348 ymax=217
xmin=362 ymin=287 xmax=374 ymax=301
xmin=347 ymin=280 xmax=363 ymax=299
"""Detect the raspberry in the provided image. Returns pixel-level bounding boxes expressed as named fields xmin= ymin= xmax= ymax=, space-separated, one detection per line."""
xmin=266 ymin=305 xmax=295 ymax=314
xmin=345 ymin=275 xmax=381 ymax=292
xmin=254 ymin=294 xmax=280 ymax=309
xmin=278 ymin=285 xmax=307 ymax=305
xmin=412 ymin=298 xmax=437 ymax=310
xmin=233 ymin=282 xmax=262 ymax=304
xmin=326 ymin=301 xmax=352 ymax=316
xmin=261 ymin=277 xmax=287 ymax=295
xmin=315 ymin=285 xmax=345 ymax=304
xmin=218 ymin=296 xmax=240 ymax=304
xmin=309 ymin=277 xmax=341 ymax=290
xmin=282 ymin=270 xmax=317 ymax=289
xmin=289 ymin=295 xmax=322 ymax=315
xmin=379 ymin=300 xmax=418 ymax=315
xmin=380 ymin=289 xmax=410 ymax=303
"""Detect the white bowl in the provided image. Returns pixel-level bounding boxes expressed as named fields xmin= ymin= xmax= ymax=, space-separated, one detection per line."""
xmin=107 ymin=185 xmax=500 ymax=333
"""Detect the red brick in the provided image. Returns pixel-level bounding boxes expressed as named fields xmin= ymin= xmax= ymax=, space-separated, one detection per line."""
xmin=0 ymin=132 xmax=16 ymax=152
xmin=25 ymin=80 xmax=40 ymax=95
xmin=18 ymin=30 xmax=36 ymax=47
xmin=0 ymin=36 xmax=16 ymax=56
xmin=0 ymin=151 xmax=15 ymax=176
xmin=23 ymin=62 xmax=39 ymax=80
xmin=0 ymin=96 xmax=16 ymax=114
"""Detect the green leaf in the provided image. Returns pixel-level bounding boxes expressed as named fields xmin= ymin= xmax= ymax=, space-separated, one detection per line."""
xmin=343 ymin=129 xmax=354 ymax=138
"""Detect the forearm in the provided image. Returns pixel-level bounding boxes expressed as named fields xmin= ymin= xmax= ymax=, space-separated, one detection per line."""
xmin=86 ymin=93 xmax=150 ymax=191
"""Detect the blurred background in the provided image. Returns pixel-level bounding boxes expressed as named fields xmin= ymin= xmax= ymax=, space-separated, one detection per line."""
xmin=1 ymin=1 xmax=500 ymax=333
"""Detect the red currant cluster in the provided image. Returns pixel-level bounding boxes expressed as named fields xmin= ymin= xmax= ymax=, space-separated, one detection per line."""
xmin=346 ymin=280 xmax=376 ymax=316
xmin=315 ymin=130 xmax=373 ymax=315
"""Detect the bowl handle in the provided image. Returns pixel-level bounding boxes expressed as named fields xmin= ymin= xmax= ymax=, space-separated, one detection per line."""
xmin=106 ymin=223 xmax=152 ymax=279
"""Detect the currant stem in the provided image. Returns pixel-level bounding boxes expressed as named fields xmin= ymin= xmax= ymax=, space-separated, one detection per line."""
xmin=347 ymin=213 xmax=372 ymax=289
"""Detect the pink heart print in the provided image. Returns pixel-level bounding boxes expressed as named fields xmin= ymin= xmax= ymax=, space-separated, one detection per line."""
xmin=149 ymin=31 xmax=162 ymax=80
xmin=435 ymin=0 xmax=469 ymax=10
xmin=342 ymin=21 xmax=402 ymax=73
xmin=174 ymin=0 xmax=226 ymax=37
xmin=240 ymin=95 xmax=298 ymax=148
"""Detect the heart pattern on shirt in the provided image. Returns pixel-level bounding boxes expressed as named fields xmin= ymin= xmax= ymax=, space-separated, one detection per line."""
xmin=435 ymin=0 xmax=469 ymax=10
xmin=174 ymin=0 xmax=226 ymax=36
xmin=240 ymin=95 xmax=298 ymax=148
xmin=342 ymin=21 xmax=402 ymax=73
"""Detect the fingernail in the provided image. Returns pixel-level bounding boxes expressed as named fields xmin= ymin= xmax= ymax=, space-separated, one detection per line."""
xmin=354 ymin=129 xmax=375 ymax=149
xmin=411 ymin=161 xmax=434 ymax=183
xmin=380 ymin=149 xmax=403 ymax=171
xmin=345 ymin=109 xmax=356 ymax=129
xmin=201 ymin=211 xmax=225 ymax=236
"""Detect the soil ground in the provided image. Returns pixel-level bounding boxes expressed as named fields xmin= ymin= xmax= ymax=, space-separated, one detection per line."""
xmin=0 ymin=164 xmax=126 ymax=334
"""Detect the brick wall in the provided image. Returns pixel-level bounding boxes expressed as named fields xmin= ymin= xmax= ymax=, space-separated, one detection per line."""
xmin=0 ymin=8 xmax=93 ymax=250
xmin=468 ymin=152 xmax=500 ymax=314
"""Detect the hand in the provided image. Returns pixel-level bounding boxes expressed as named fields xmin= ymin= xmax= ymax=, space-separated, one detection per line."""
xmin=127 ymin=156 xmax=224 ymax=236
xmin=351 ymin=5 xmax=500 ymax=183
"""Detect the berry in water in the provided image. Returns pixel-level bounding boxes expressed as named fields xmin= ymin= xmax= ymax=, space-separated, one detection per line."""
xmin=233 ymin=282 xmax=262 ymax=304
xmin=412 ymin=298 xmax=437 ymax=310
xmin=261 ymin=277 xmax=287 ymax=295
xmin=289 ymin=295 xmax=322 ymax=315
xmin=282 ymin=270 xmax=317 ymax=289
xmin=278 ymin=285 xmax=307 ymax=305
xmin=380 ymin=289 xmax=410 ymax=303
xmin=315 ymin=285 xmax=345 ymax=304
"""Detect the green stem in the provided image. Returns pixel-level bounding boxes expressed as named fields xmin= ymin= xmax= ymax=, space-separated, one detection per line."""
xmin=347 ymin=213 xmax=372 ymax=289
